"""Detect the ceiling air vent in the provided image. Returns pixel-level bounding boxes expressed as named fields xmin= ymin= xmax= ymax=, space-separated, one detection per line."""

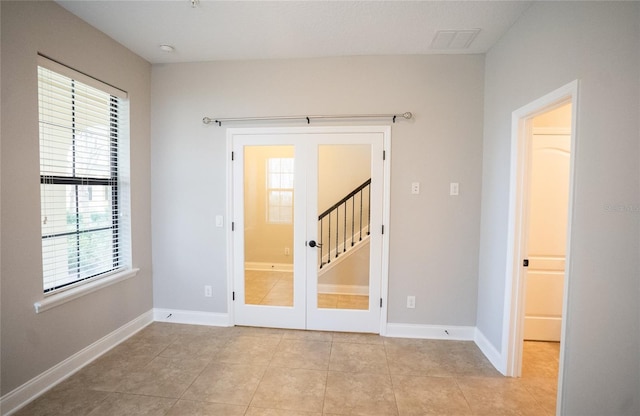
xmin=430 ymin=29 xmax=481 ymax=50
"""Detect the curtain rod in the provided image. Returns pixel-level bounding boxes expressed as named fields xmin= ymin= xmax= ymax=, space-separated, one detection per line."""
xmin=202 ymin=112 xmax=412 ymax=126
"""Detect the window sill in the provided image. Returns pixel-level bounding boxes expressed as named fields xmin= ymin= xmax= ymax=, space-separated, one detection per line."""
xmin=34 ymin=268 xmax=140 ymax=314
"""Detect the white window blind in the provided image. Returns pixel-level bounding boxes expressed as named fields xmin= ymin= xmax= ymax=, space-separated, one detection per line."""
xmin=38 ymin=56 xmax=129 ymax=293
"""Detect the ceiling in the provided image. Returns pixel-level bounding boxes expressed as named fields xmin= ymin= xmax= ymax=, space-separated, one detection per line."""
xmin=56 ymin=1 xmax=533 ymax=64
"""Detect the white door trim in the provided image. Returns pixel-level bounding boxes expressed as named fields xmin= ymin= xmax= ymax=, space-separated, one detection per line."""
xmin=502 ymin=80 xmax=578 ymax=413
xmin=226 ymin=126 xmax=391 ymax=334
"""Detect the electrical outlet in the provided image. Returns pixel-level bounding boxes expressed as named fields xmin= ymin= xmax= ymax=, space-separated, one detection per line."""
xmin=204 ymin=285 xmax=212 ymax=297
xmin=411 ymin=182 xmax=420 ymax=194
xmin=284 ymin=247 xmax=290 ymax=256
xmin=407 ymin=295 xmax=416 ymax=309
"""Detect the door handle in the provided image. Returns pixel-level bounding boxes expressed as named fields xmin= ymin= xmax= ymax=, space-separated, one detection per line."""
xmin=308 ymin=240 xmax=322 ymax=248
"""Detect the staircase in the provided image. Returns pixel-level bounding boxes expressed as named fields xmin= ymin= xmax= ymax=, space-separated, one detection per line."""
xmin=317 ymin=178 xmax=371 ymax=275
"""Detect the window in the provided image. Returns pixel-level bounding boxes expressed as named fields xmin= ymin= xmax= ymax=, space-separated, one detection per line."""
xmin=38 ymin=56 xmax=130 ymax=293
xmin=267 ymin=157 xmax=294 ymax=223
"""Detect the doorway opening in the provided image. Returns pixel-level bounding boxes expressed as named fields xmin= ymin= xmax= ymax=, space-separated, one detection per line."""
xmin=503 ymin=81 xmax=578 ymax=414
xmin=521 ymin=103 xmax=571 ymax=415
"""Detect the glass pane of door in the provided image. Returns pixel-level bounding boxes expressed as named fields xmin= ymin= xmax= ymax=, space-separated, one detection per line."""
xmin=243 ymin=145 xmax=294 ymax=307
xmin=316 ymin=144 xmax=371 ymax=310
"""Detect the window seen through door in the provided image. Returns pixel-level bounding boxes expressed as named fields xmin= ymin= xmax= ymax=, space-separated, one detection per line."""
xmin=267 ymin=157 xmax=294 ymax=223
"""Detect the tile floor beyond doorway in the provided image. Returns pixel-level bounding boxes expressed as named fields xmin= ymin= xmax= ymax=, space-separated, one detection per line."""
xmin=15 ymin=323 xmax=559 ymax=416
xmin=245 ymin=269 xmax=369 ymax=310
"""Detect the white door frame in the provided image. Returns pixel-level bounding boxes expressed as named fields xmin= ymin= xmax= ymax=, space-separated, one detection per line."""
xmin=225 ymin=126 xmax=391 ymax=334
xmin=501 ymin=80 xmax=578 ymax=408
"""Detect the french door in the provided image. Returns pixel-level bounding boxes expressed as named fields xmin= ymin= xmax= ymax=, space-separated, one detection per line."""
xmin=230 ymin=127 xmax=388 ymax=333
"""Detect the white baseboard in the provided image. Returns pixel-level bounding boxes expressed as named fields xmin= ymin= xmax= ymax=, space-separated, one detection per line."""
xmin=153 ymin=308 xmax=231 ymax=327
xmin=385 ymin=323 xmax=476 ymax=341
xmin=386 ymin=324 xmax=505 ymax=375
xmin=1 ymin=310 xmax=154 ymax=416
xmin=317 ymin=284 xmax=368 ymax=295
xmin=523 ymin=317 xmax=562 ymax=342
xmin=474 ymin=328 xmax=506 ymax=375
xmin=244 ymin=262 xmax=293 ymax=272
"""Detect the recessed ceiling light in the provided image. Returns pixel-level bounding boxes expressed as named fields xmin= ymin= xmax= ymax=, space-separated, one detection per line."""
xmin=159 ymin=44 xmax=175 ymax=53
xmin=430 ymin=29 xmax=481 ymax=50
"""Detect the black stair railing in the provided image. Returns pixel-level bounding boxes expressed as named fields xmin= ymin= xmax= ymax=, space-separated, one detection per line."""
xmin=318 ymin=178 xmax=371 ymax=269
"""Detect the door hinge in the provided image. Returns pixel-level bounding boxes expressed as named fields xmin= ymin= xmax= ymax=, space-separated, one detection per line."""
xmin=231 ymin=151 xmax=235 ymax=161
xmin=232 ymin=291 xmax=235 ymax=301
xmin=523 ymin=259 xmax=529 ymax=267
xmin=381 ymin=225 xmax=384 ymax=235
xmin=232 ymin=222 xmax=235 ymax=231
xmin=380 ymin=298 xmax=383 ymax=308
xmin=383 ymin=150 xmax=386 ymax=161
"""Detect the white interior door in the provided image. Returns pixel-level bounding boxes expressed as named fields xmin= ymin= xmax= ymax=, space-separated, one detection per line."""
xmin=232 ymin=135 xmax=306 ymax=329
xmin=524 ymin=133 xmax=570 ymax=341
xmin=231 ymin=127 xmax=387 ymax=333
xmin=305 ymin=135 xmax=384 ymax=333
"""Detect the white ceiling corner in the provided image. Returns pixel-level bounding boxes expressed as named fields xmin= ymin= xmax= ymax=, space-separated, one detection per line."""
xmin=55 ymin=0 xmax=533 ymax=64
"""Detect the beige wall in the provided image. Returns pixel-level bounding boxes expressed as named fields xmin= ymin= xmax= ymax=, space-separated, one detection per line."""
xmin=318 ymin=144 xmax=371 ymax=213
xmin=319 ymin=241 xmax=370 ymax=288
xmin=243 ymin=144 xmax=371 ymax=265
xmin=244 ymin=146 xmax=294 ymax=265
xmin=1 ymin=1 xmax=152 ymax=394
xmin=151 ymin=55 xmax=485 ymax=324
xmin=532 ymin=102 xmax=571 ymax=130
xmin=478 ymin=2 xmax=639 ymax=414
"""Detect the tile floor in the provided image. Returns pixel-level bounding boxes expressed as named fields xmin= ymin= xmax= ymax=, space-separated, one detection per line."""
xmin=244 ymin=270 xmax=294 ymax=306
xmin=15 ymin=323 xmax=559 ymax=416
xmin=245 ymin=270 xmax=369 ymax=310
